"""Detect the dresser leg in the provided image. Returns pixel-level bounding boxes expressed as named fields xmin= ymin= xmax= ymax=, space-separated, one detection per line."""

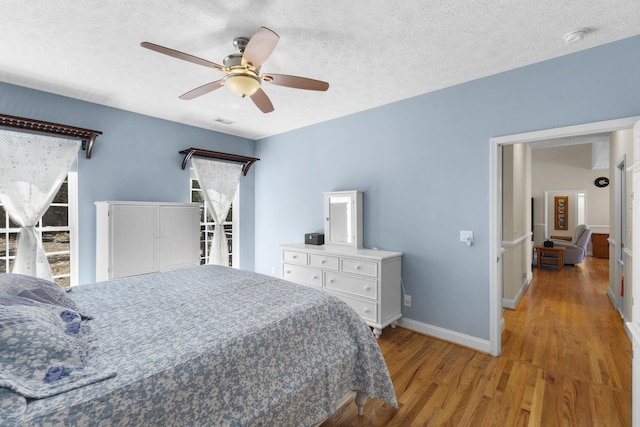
xmin=373 ymin=328 xmax=382 ymax=339
xmin=355 ymin=391 xmax=367 ymax=416
xmin=391 ymin=322 xmax=397 ymax=328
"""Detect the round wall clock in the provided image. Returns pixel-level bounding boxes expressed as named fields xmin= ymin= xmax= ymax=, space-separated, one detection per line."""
xmin=594 ymin=177 xmax=609 ymax=188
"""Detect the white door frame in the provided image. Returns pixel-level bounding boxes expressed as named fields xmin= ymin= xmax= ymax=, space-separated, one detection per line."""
xmin=615 ymin=155 xmax=627 ymax=315
xmin=489 ymin=115 xmax=640 ymax=356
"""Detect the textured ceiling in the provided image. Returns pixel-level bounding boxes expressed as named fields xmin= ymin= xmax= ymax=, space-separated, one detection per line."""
xmin=1 ymin=1 xmax=639 ymax=140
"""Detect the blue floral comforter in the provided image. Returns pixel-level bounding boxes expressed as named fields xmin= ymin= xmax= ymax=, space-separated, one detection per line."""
xmin=1 ymin=266 xmax=396 ymax=426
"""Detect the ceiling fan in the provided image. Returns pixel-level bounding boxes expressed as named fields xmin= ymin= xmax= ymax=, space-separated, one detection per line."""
xmin=141 ymin=27 xmax=329 ymax=113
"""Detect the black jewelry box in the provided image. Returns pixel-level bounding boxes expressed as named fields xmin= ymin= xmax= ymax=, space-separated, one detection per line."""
xmin=305 ymin=233 xmax=324 ymax=245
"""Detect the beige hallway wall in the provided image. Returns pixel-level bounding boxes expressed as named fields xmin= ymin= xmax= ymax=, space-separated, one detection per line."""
xmin=531 ymin=143 xmax=610 ymax=246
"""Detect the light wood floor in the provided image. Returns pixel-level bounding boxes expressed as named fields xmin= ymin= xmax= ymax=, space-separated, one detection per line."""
xmin=321 ymin=256 xmax=632 ymax=426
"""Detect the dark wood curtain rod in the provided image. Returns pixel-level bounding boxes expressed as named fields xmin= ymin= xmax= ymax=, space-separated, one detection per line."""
xmin=0 ymin=114 xmax=102 ymax=159
xmin=179 ymin=148 xmax=260 ymax=176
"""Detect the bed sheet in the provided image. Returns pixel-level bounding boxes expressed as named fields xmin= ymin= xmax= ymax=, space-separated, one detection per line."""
xmin=2 ymin=265 xmax=396 ymax=426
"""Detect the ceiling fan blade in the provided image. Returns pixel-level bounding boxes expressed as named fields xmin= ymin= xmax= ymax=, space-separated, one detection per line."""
xmin=250 ymin=88 xmax=274 ymax=113
xmin=141 ymin=42 xmax=225 ymax=71
xmin=179 ymin=80 xmax=224 ymax=100
xmin=241 ymin=27 xmax=280 ymax=69
xmin=263 ymin=74 xmax=329 ymax=91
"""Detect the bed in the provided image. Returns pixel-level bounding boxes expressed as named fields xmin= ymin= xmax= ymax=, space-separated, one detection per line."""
xmin=0 ymin=265 xmax=396 ymax=426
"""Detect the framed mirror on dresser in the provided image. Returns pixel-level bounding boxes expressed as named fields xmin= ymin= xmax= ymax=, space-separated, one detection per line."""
xmin=281 ymin=190 xmax=403 ymax=338
xmin=324 ymin=190 xmax=363 ymax=248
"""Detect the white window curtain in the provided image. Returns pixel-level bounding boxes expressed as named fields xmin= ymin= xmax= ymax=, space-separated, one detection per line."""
xmin=0 ymin=129 xmax=80 ymax=281
xmin=192 ymin=158 xmax=242 ymax=266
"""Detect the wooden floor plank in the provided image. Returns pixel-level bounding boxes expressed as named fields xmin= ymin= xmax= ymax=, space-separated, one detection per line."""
xmin=320 ymin=256 xmax=631 ymax=426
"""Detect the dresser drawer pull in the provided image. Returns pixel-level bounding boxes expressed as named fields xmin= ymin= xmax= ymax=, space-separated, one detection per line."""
xmin=329 ymin=279 xmax=336 ymax=284
xmin=321 ymin=259 xmax=326 ymax=264
xmin=364 ymin=286 xmax=371 ymax=291
xmin=312 ymin=275 xmax=319 ymax=280
xmin=292 ymin=255 xmax=297 ymax=259
xmin=356 ymin=265 xmax=361 ymax=270
xmin=363 ymin=308 xmax=370 ymax=314
xmin=286 ymin=270 xmax=291 ymax=274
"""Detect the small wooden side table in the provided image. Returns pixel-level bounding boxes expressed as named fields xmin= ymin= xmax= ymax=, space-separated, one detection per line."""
xmin=591 ymin=233 xmax=609 ymax=258
xmin=535 ymin=246 xmax=566 ymax=270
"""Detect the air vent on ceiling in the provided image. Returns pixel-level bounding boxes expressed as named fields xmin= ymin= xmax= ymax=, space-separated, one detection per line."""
xmin=564 ymin=28 xmax=588 ymax=44
xmin=214 ymin=117 xmax=235 ymax=125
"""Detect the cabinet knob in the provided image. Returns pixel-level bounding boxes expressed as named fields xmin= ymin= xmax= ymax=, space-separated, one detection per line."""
xmin=321 ymin=259 xmax=326 ymax=264
xmin=329 ymin=279 xmax=335 ymax=284
xmin=356 ymin=265 xmax=361 ymax=270
xmin=312 ymin=275 xmax=318 ymax=280
xmin=286 ymin=270 xmax=291 ymax=274
xmin=292 ymin=255 xmax=297 ymax=259
xmin=363 ymin=308 xmax=370 ymax=313
xmin=364 ymin=286 xmax=371 ymax=291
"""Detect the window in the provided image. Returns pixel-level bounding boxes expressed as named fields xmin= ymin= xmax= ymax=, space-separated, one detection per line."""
xmin=0 ymin=206 xmax=18 ymax=276
xmin=189 ymin=171 xmax=239 ymax=267
xmin=0 ymin=162 xmax=78 ymax=287
xmin=577 ymin=192 xmax=586 ymax=226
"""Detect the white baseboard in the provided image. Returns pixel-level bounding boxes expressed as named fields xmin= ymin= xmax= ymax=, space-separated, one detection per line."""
xmin=607 ymin=287 xmax=627 ymax=320
xmin=624 ymin=322 xmax=637 ymax=343
xmin=398 ymin=317 xmax=491 ymax=353
xmin=502 ymin=274 xmax=531 ymax=309
xmin=607 ymin=286 xmax=617 ymax=307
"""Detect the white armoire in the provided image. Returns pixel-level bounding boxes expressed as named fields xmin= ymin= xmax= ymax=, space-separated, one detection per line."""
xmin=95 ymin=201 xmax=200 ymax=281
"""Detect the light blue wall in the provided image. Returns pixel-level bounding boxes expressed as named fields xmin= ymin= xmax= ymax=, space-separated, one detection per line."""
xmin=254 ymin=35 xmax=640 ymax=340
xmin=0 ymin=82 xmax=256 ymax=283
xmin=2 ymin=35 xmax=639 ymax=342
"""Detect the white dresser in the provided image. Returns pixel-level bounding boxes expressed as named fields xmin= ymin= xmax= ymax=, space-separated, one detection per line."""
xmin=96 ymin=201 xmax=200 ymax=281
xmin=281 ymin=243 xmax=402 ymax=338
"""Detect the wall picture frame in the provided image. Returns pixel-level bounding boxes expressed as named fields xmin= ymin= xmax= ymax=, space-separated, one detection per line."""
xmin=554 ymin=196 xmax=568 ymax=230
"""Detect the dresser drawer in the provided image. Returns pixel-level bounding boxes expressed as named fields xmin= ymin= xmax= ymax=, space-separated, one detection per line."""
xmin=282 ymin=250 xmax=307 ymax=266
xmin=282 ymin=263 xmax=322 ymax=289
xmin=329 ymin=292 xmax=377 ymax=323
xmin=309 ymin=254 xmax=339 ymax=270
xmin=341 ymin=258 xmax=377 ymax=277
xmin=325 ymin=272 xmax=377 ymax=300
xmin=281 ymin=243 xmax=402 ymax=338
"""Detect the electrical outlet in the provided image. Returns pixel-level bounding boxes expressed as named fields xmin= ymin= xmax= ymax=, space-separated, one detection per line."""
xmin=404 ymin=294 xmax=412 ymax=307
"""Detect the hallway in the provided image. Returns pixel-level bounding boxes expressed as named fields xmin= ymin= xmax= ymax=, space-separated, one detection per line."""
xmin=502 ymin=256 xmax=631 ymax=425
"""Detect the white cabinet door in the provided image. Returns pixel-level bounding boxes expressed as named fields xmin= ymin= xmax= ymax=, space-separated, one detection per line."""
xmin=109 ymin=204 xmax=159 ymax=279
xmin=96 ymin=202 xmax=200 ymax=281
xmin=159 ymin=205 xmax=200 ymax=271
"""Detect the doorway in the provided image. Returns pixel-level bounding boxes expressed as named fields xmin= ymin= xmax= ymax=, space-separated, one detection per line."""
xmin=543 ymin=189 xmax=587 ymax=242
xmin=489 ymin=115 xmax=640 ymax=355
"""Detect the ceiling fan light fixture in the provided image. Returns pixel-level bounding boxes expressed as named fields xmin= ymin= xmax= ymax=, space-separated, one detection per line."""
xmin=141 ymin=26 xmax=328 ymax=113
xmin=224 ymin=73 xmax=261 ymax=97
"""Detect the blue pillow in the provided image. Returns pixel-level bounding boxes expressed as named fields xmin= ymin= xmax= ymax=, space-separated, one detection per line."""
xmin=0 ymin=295 xmax=83 ymax=338
xmin=0 ymin=273 xmax=90 ymax=318
xmin=0 ymin=296 xmax=115 ymax=399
